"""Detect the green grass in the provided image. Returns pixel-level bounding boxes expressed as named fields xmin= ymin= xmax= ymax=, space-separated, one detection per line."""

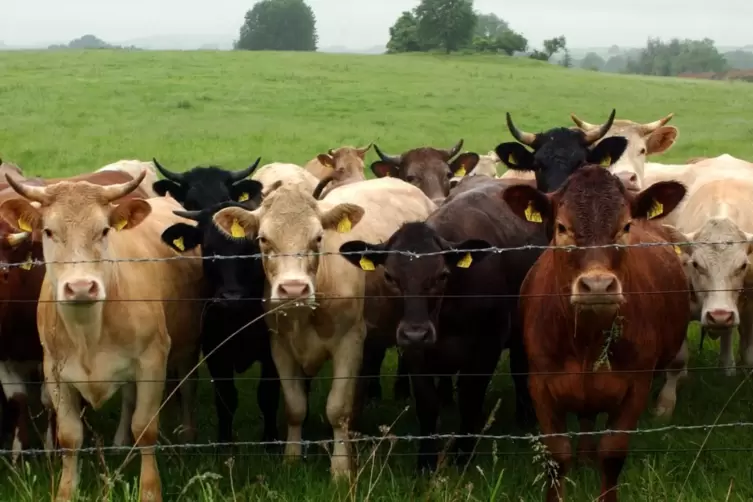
xmin=2 ymin=50 xmax=753 ymax=501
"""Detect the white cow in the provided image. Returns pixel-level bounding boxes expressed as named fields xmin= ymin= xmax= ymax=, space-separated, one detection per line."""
xmin=97 ymin=159 xmax=160 ymax=198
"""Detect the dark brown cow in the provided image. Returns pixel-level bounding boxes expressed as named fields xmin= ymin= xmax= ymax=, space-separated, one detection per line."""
xmin=0 ymin=170 xmax=151 ymax=458
xmin=370 ymin=140 xmax=479 ymax=204
xmin=502 ymin=166 xmax=689 ymax=502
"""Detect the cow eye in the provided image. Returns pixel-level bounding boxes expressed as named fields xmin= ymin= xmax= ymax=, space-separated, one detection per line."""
xmin=405 ymin=175 xmax=416 ymax=183
xmin=437 ymin=270 xmax=450 ymax=282
xmin=43 ymin=229 xmax=53 ymax=239
xmin=384 ymin=271 xmax=397 ymax=285
xmin=691 ymin=260 xmax=701 ymax=270
xmin=639 ymin=148 xmax=647 ymax=155
xmin=446 ymin=171 xmax=453 ymax=179
xmin=258 ymin=236 xmax=268 ymax=245
xmin=739 ymin=262 xmax=748 ymax=272
xmin=102 ymin=227 xmax=110 ymax=238
xmin=557 ymin=223 xmax=567 ymax=234
xmin=622 ymin=222 xmax=631 ymax=233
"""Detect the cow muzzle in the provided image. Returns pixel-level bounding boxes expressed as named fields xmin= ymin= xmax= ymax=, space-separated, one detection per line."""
xmin=396 ymin=321 xmax=437 ymax=346
xmin=271 ymin=278 xmax=315 ymax=305
xmin=60 ymin=278 xmax=104 ymax=304
xmin=702 ymin=308 xmax=737 ymax=333
xmin=571 ymin=271 xmax=624 ymax=310
xmin=615 ymin=171 xmax=641 ymax=193
xmin=214 ymin=289 xmax=245 ymax=308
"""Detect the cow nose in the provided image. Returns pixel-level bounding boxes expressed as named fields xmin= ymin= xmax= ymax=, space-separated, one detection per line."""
xmin=616 ymin=172 xmax=640 ymax=192
xmin=218 ymin=291 xmax=243 ymax=304
xmin=277 ymin=280 xmax=311 ymax=299
xmin=576 ymin=274 xmax=620 ymax=296
xmin=705 ymin=309 xmax=735 ymax=327
xmin=63 ymin=280 xmax=99 ymax=302
xmin=397 ymin=322 xmax=436 ymax=346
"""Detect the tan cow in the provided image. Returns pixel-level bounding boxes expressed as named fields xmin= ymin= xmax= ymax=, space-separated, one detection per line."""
xmin=97 ymin=159 xmax=160 ymax=198
xmin=304 ymin=144 xmax=372 ymax=199
xmin=449 ymin=150 xmax=501 ymax=189
xmin=0 ymin=171 xmax=203 ymax=502
xmin=211 ymin=177 xmax=436 ymax=479
xmin=252 ymin=162 xmax=318 ymax=196
xmin=570 ymin=113 xmax=678 ymax=191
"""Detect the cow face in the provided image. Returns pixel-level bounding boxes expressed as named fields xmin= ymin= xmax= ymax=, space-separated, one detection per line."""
xmin=0 ymin=172 xmax=150 ymax=305
xmin=161 ymin=201 xmax=265 ymax=308
xmin=339 ymin=222 xmax=491 ymax=346
xmin=152 ymin=158 xmax=264 ymax=211
xmin=0 ymin=222 xmax=38 ymax=304
xmin=571 ymin=114 xmax=678 ymax=192
xmin=370 ymin=140 xmax=479 ymax=203
xmin=211 ymin=184 xmax=364 ymax=305
xmin=503 ymin=166 xmax=686 ymax=314
xmin=495 ymin=110 xmax=628 ymax=193
xmin=666 ymin=220 xmax=753 ymax=332
xmin=316 ymin=145 xmax=371 ymax=183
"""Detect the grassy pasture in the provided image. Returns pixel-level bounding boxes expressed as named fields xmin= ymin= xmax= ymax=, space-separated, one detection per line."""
xmin=1 ymin=50 xmax=753 ymax=501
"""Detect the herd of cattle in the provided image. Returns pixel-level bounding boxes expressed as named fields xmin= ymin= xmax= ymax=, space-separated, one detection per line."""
xmin=0 ymin=109 xmax=751 ymax=501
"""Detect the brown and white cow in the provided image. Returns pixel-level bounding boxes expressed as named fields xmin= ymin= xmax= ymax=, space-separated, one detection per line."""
xmin=0 ymin=171 xmax=203 ymax=502
xmin=304 ymin=144 xmax=372 ymax=199
xmin=502 ymin=166 xmax=689 ymax=502
xmin=211 ymin=177 xmax=435 ymax=479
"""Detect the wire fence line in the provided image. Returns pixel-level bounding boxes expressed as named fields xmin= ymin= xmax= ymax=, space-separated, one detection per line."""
xmin=2 ymin=237 xmax=750 ymax=270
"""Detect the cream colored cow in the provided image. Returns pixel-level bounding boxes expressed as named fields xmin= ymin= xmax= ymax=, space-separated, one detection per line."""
xmin=0 ymin=171 xmax=203 ymax=502
xmin=211 ymin=177 xmax=436 ymax=479
xmin=252 ymin=162 xmax=318 ymax=196
xmin=449 ymin=150 xmax=501 ymax=188
xmin=304 ymin=144 xmax=372 ymax=199
xmin=97 ymin=159 xmax=160 ymax=198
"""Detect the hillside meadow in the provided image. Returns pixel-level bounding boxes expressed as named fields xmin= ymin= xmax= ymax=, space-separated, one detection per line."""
xmin=1 ymin=50 xmax=753 ymax=501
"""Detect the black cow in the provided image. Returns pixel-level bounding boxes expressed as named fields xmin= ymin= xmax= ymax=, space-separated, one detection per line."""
xmin=495 ymin=109 xmax=628 ymax=192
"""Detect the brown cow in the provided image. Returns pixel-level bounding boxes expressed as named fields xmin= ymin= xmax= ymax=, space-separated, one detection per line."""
xmin=0 ymin=171 xmax=204 ymax=502
xmin=502 ymin=166 xmax=689 ymax=502
xmin=304 ymin=144 xmax=372 ymax=199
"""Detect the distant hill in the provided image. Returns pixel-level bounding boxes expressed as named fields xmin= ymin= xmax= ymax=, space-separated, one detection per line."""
xmin=117 ymin=34 xmax=235 ymax=51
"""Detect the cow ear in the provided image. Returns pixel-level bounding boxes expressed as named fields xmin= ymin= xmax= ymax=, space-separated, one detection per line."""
xmin=321 ymin=203 xmax=365 ymax=233
xmin=449 ymin=153 xmax=479 ymax=177
xmin=646 ymin=126 xmax=678 ymax=155
xmin=0 ymin=199 xmax=42 ymax=233
xmin=213 ymin=206 xmax=259 ymax=240
xmin=502 ymin=185 xmax=551 ymax=225
xmin=317 ymin=154 xmax=335 ymax=169
xmin=231 ymin=179 xmax=264 ymax=206
xmin=153 ymin=180 xmax=185 ymax=200
xmin=161 ymin=223 xmax=202 ymax=253
xmin=110 ymin=199 xmax=152 ymax=231
xmin=339 ymin=240 xmax=388 ymax=271
xmin=495 ymin=143 xmax=535 ymax=172
xmin=587 ymin=136 xmax=628 ymax=167
xmin=440 ymin=238 xmax=492 ymax=269
xmin=661 ymin=224 xmax=692 ymax=264
xmin=371 ymin=162 xmax=400 ymax=178
xmin=632 ymin=181 xmax=686 ymax=221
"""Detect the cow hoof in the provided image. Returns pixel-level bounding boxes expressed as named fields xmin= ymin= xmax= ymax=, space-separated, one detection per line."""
xmin=330 ymin=458 xmax=353 ymax=481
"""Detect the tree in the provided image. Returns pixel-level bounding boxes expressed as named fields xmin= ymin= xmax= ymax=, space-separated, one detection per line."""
xmin=529 ymin=35 xmax=566 ymax=62
xmin=561 ymin=49 xmax=572 ymax=68
xmin=414 ymin=0 xmax=476 ymax=53
xmin=625 ymin=37 xmax=728 ymax=76
xmin=235 ymin=0 xmax=317 ymax=51
xmin=581 ymin=52 xmax=605 ymax=71
xmin=387 ymin=11 xmax=422 ymax=53
xmin=474 ymin=13 xmax=508 ymax=38
xmin=493 ymin=29 xmax=527 ymax=55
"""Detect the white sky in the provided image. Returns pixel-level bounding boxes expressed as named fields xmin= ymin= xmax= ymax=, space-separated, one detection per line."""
xmin=1 ymin=0 xmax=751 ymax=49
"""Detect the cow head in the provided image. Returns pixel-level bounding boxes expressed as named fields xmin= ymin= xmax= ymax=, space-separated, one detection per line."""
xmin=663 ymin=220 xmax=753 ymax=333
xmin=449 ymin=150 xmax=500 ymax=189
xmin=503 ymin=166 xmax=686 ymax=314
xmin=339 ymin=222 xmax=491 ymax=346
xmin=210 ymin=183 xmax=364 ymax=305
xmin=0 ymin=171 xmax=150 ymax=305
xmin=370 ymin=140 xmax=479 ymax=203
xmin=495 ymin=110 xmax=628 ymax=193
xmin=161 ymin=201 xmax=264 ymax=308
xmin=570 ymin=113 xmax=678 ymax=192
xmin=316 ymin=144 xmax=371 ymax=182
xmin=152 ymin=158 xmax=264 ymax=210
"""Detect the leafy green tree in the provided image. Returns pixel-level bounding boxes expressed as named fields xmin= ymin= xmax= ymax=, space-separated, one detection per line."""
xmin=626 ymin=38 xmax=728 ymax=76
xmin=581 ymin=52 xmax=605 ymax=71
xmin=387 ymin=11 xmax=422 ymax=53
xmin=235 ymin=0 xmax=317 ymax=51
xmin=474 ymin=13 xmax=508 ymax=38
xmin=414 ymin=0 xmax=476 ymax=53
xmin=529 ymin=35 xmax=566 ymax=62
xmin=725 ymin=50 xmax=753 ymax=70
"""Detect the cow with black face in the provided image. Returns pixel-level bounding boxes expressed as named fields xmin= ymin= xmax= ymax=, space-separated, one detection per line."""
xmin=495 ymin=109 xmax=628 ymax=193
xmin=152 ymin=158 xmax=262 ymax=210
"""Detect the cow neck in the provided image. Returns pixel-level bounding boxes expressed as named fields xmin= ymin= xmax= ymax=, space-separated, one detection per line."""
xmin=57 ymin=302 xmax=105 ymax=351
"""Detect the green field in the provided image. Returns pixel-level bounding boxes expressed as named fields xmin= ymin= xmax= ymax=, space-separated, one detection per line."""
xmin=2 ymin=50 xmax=753 ymax=501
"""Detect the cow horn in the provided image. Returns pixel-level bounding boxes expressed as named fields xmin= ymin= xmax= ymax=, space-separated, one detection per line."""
xmin=173 ymin=209 xmax=202 ymax=221
xmin=374 ymin=144 xmax=402 ymax=165
xmin=506 ymin=113 xmax=536 ymax=146
xmin=583 ymin=109 xmax=616 ymax=145
xmin=5 ymin=174 xmax=50 ymax=205
xmin=152 ymin=157 xmax=184 ymax=183
xmin=570 ymin=113 xmax=597 ymax=130
xmin=230 ymin=157 xmax=261 ymax=182
xmin=440 ymin=139 xmax=464 ymax=160
xmin=6 ymin=232 xmax=29 ymax=247
xmin=327 ymin=148 xmax=336 ymax=156
xmin=100 ymin=169 xmax=147 ymax=203
xmin=638 ymin=113 xmax=674 ymax=136
xmin=357 ymin=143 xmax=373 ymax=155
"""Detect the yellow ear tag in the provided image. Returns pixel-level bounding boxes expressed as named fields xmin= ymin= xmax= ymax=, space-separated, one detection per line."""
xmin=524 ymin=202 xmax=543 ymax=223
xmin=384 ymin=171 xmax=391 ymax=177
xmin=113 ymin=219 xmax=128 ymax=231
xmin=601 ymin=155 xmax=612 ymax=167
xmin=359 ymin=256 xmax=375 ymax=271
xmin=674 ymin=245 xmax=682 ymax=256
xmin=647 ymin=200 xmax=664 ymax=219
xmin=173 ymin=237 xmax=185 ymax=251
xmin=20 ymin=253 xmax=32 ymax=271
xmin=456 ymin=252 xmax=472 ymax=269
xmin=230 ymin=219 xmax=245 ymax=238
xmin=507 ymin=153 xmax=516 ymax=165
xmin=17 ymin=217 xmax=32 ymax=233
xmin=238 ymin=192 xmax=249 ymax=202
xmin=455 ymin=167 xmax=466 ymax=177
xmin=337 ymin=216 xmax=352 ymax=233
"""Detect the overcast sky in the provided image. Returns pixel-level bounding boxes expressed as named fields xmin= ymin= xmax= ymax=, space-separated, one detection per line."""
xmin=1 ymin=0 xmax=751 ymax=49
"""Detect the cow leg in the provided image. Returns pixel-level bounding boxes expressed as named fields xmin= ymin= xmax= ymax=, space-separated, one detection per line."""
xmin=719 ymin=330 xmax=736 ymax=376
xmin=738 ymin=302 xmax=753 ymax=367
xmin=576 ymin=414 xmax=598 ymax=464
xmin=361 ymin=334 xmax=385 ymax=401
xmin=257 ymin=353 xmax=281 ymax=448
xmin=654 ymin=339 xmax=688 ymax=419
xmin=40 ymin=382 xmax=57 ymax=453
xmin=113 ymin=382 xmax=136 ymax=446
xmin=454 ymin=371 xmax=494 ymax=465
xmin=326 ymin=332 xmax=364 ymax=480
xmin=393 ymin=353 xmax=411 ymax=400
xmin=411 ymin=372 xmax=440 ymax=472
xmin=132 ymin=348 xmax=167 ymax=502
xmin=176 ymin=352 xmax=199 ymax=443
xmin=204 ymin=348 xmax=237 ymax=445
xmin=45 ymin=369 xmax=83 ymax=502
xmin=437 ymin=375 xmax=454 ymax=408
xmin=270 ymin=337 xmax=308 ymax=462
xmin=0 ymin=360 xmax=30 ymax=463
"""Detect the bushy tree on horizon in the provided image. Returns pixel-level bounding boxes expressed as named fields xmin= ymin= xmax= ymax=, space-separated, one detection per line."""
xmin=235 ymin=0 xmax=317 ymax=51
xmin=414 ymin=0 xmax=476 ymax=54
